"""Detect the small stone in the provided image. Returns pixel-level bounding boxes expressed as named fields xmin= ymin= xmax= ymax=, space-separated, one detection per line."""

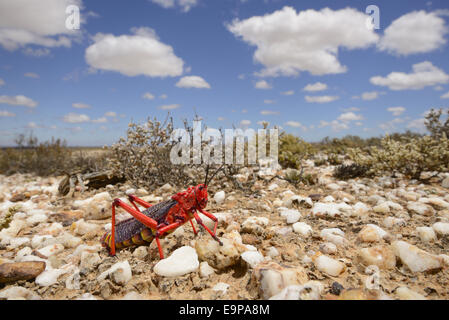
xmin=266 ymin=247 xmax=279 ymax=258
xmin=395 ymin=287 xmax=426 ymax=300
xmin=199 ymin=261 xmax=215 ymax=278
xmin=213 ymin=191 xmax=226 ymax=205
xmin=407 ymin=202 xmax=435 ymax=216
xmin=358 ymin=224 xmax=387 ymax=243
xmin=133 ymin=246 xmax=148 ymax=260
xmin=241 ymin=251 xmax=264 ymax=268
xmin=10 ymin=193 xmax=30 ymax=202
xmin=0 ymin=286 xmax=40 ymax=300
xmin=269 ymin=281 xmax=323 ymax=300
xmin=0 ymin=261 xmax=46 ymax=283
xmin=432 ymin=222 xmax=449 ymax=236
xmin=330 ymin=282 xmax=344 ymax=296
xmin=70 ymin=219 xmax=98 ymax=236
xmin=98 ymin=260 xmax=132 ymax=286
xmin=391 ymin=240 xmax=442 ymax=273
xmin=338 ymin=288 xmax=379 ymax=300
xmin=251 ymin=261 xmax=309 ymax=299
xmin=195 ymin=236 xmax=245 ymax=270
xmin=357 ymin=245 xmax=396 ymax=270
xmin=292 ymin=222 xmax=312 ymax=238
xmin=160 ymin=183 xmax=173 ymax=193
xmin=122 ymin=291 xmax=142 ymax=300
xmin=125 ymin=188 xmax=136 ymax=195
xmin=35 ymin=267 xmax=70 ymax=287
xmin=212 ymin=282 xmax=230 ymax=295
xmin=373 ymin=202 xmax=390 ymax=214
xmin=56 ymin=232 xmax=82 ymax=248
xmin=319 ymin=242 xmax=337 ymax=254
xmin=313 ymin=253 xmax=345 ymax=277
xmin=280 ymin=209 xmax=301 ymax=224
xmin=321 ymin=228 xmax=347 ymax=247
xmin=383 ymin=217 xmax=406 ymax=228
xmin=442 ymin=177 xmax=449 ymax=189
xmin=80 ymin=251 xmax=101 ymax=272
xmin=154 ymin=246 xmax=199 ymax=277
xmin=416 ymin=227 xmax=437 ymax=243
xmin=241 ymin=216 xmax=269 ymax=235
xmin=36 ymin=244 xmax=64 ymax=258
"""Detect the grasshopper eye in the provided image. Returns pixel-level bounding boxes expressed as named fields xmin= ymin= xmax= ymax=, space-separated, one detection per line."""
xmin=199 ymin=186 xmax=204 ymax=190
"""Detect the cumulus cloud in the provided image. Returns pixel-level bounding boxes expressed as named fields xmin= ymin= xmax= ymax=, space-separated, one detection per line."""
xmin=379 ymin=11 xmax=448 ymax=56
xmin=260 ymin=110 xmax=279 ymax=115
xmin=337 ymin=112 xmax=364 ymax=121
xmin=227 ymin=6 xmax=378 ymax=77
xmin=285 ymin=121 xmax=307 ymax=131
xmin=305 ymin=95 xmax=339 ymax=103
xmin=240 ymin=120 xmax=251 ymax=126
xmin=142 ymin=92 xmax=155 ymax=100
xmin=72 ymin=102 xmax=91 ymax=109
xmin=0 ymin=78 xmax=4 ymax=86
xmin=370 ymin=61 xmax=449 ymax=90
xmin=319 ymin=120 xmax=349 ymax=132
xmin=24 ymin=72 xmax=39 ymax=79
xmin=361 ymin=91 xmax=380 ymax=101
xmin=441 ymin=91 xmax=449 ymax=99
xmin=63 ymin=113 xmax=90 ymax=123
xmin=217 ymin=117 xmax=225 ymax=121
xmin=387 ymin=106 xmax=406 ymax=116
xmin=159 ymin=104 xmax=180 ymax=110
xmin=303 ymin=82 xmax=327 ymax=92
xmin=0 ymin=0 xmax=83 ymax=51
xmin=85 ymin=27 xmax=184 ymax=78
xmin=0 ymin=95 xmax=37 ymax=107
xmin=281 ymin=90 xmax=294 ymax=96
xmin=255 ymin=80 xmax=272 ymax=89
xmin=407 ymin=118 xmax=426 ymax=131
xmin=105 ymin=111 xmax=117 ymax=117
xmin=176 ymin=76 xmax=211 ymax=89
xmin=150 ymin=0 xmax=198 ymax=12
xmin=92 ymin=117 xmax=107 ymax=123
xmin=0 ymin=110 xmax=15 ymax=117
xmin=264 ymin=99 xmax=276 ymax=104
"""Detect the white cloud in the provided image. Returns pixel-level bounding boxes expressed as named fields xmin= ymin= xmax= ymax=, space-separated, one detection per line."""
xmin=0 ymin=78 xmax=4 ymax=86
xmin=342 ymin=107 xmax=360 ymax=112
xmin=281 ymin=90 xmax=294 ymax=96
xmin=361 ymin=91 xmax=379 ymax=101
xmin=370 ymin=61 xmax=449 ymax=90
xmin=150 ymin=0 xmax=198 ymax=12
xmin=142 ymin=92 xmax=155 ymax=100
xmin=338 ymin=112 xmax=364 ymax=122
xmin=303 ymin=82 xmax=327 ymax=92
xmin=260 ymin=110 xmax=279 ymax=115
xmin=85 ymin=27 xmax=184 ymax=78
xmin=217 ymin=117 xmax=225 ymax=121
xmin=63 ymin=113 xmax=90 ymax=123
xmin=0 ymin=0 xmax=83 ymax=51
xmin=407 ymin=118 xmax=426 ymax=131
xmin=72 ymin=102 xmax=91 ymax=109
xmin=159 ymin=104 xmax=180 ymax=110
xmin=24 ymin=72 xmax=39 ymax=79
xmin=240 ymin=120 xmax=251 ymax=126
xmin=305 ymin=95 xmax=339 ymax=103
xmin=92 ymin=117 xmax=107 ymax=123
xmin=264 ymin=99 xmax=276 ymax=104
xmin=227 ymin=6 xmax=378 ymax=77
xmin=378 ymin=11 xmax=448 ymax=56
xmin=387 ymin=106 xmax=406 ymax=116
xmin=255 ymin=80 xmax=272 ymax=89
xmin=176 ymin=76 xmax=211 ymax=89
xmin=23 ymin=47 xmax=51 ymax=57
xmin=0 ymin=95 xmax=37 ymax=107
xmin=160 ymin=94 xmax=168 ymax=99
xmin=441 ymin=91 xmax=449 ymax=99
xmin=0 ymin=110 xmax=15 ymax=117
xmin=238 ymin=74 xmax=245 ymax=80
xmin=105 ymin=111 xmax=117 ymax=117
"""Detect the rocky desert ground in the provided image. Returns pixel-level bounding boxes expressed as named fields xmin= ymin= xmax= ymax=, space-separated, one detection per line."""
xmin=1 ymin=162 xmax=449 ymax=300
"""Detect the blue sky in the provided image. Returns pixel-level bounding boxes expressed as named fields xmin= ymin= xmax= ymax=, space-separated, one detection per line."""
xmin=0 ymin=0 xmax=449 ymax=146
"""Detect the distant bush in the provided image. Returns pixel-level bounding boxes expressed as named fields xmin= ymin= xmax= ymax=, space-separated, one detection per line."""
xmin=348 ymin=134 xmax=449 ymax=179
xmin=425 ymin=108 xmax=449 ymax=139
xmin=333 ymin=163 xmax=369 ymax=180
xmin=278 ymin=133 xmax=315 ymax=169
xmin=0 ymin=133 xmax=107 ymax=176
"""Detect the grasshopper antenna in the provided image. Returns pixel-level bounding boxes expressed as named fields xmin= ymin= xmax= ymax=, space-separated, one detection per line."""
xmin=206 ymin=164 xmax=224 ymax=186
xmin=204 ymin=163 xmax=210 ymax=185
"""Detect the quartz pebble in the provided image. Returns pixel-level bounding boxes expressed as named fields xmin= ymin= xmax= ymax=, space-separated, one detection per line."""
xmin=98 ymin=260 xmax=132 ymax=285
xmin=213 ymin=191 xmax=226 ymax=205
xmin=357 ymin=245 xmax=396 ymax=270
xmin=292 ymin=222 xmax=312 ymax=237
xmin=395 ymin=287 xmax=426 ymax=300
xmin=432 ymin=222 xmax=449 ymax=236
xmin=154 ymin=246 xmax=199 ymax=277
xmin=280 ymin=209 xmax=301 ymax=224
xmin=416 ymin=227 xmax=437 ymax=243
xmin=391 ymin=241 xmax=442 ymax=273
xmin=199 ymin=262 xmax=215 ymax=278
xmin=241 ymin=251 xmax=264 ymax=268
xmin=313 ymin=253 xmax=345 ymax=277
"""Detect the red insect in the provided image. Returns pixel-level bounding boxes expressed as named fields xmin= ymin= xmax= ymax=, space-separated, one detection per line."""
xmin=101 ymin=166 xmax=223 ymax=259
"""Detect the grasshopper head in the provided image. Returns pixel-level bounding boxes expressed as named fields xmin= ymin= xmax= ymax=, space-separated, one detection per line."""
xmin=194 ymin=184 xmax=208 ymax=210
xmin=172 ymin=184 xmax=208 ymax=212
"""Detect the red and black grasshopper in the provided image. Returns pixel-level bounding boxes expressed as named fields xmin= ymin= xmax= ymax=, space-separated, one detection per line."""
xmin=101 ymin=166 xmax=223 ymax=259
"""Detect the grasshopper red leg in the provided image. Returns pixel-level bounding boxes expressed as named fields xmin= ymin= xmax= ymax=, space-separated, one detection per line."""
xmin=128 ymin=194 xmax=153 ymax=209
xmin=189 ymin=219 xmax=198 ymax=235
xmin=199 ymin=209 xmax=218 ymax=235
xmin=193 ymin=212 xmax=223 ymax=245
xmin=109 ymin=198 xmax=158 ymax=256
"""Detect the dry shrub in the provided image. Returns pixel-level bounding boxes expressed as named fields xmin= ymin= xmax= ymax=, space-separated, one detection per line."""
xmin=348 ymin=134 xmax=449 ymax=179
xmin=278 ymin=133 xmax=315 ymax=169
xmin=0 ymin=133 xmax=108 ymax=176
xmin=333 ymin=163 xmax=369 ymax=180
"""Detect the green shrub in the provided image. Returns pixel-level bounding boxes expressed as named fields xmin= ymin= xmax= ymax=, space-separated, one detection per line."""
xmin=333 ymin=163 xmax=369 ymax=180
xmin=348 ymin=134 xmax=449 ymax=179
xmin=278 ymin=133 xmax=315 ymax=169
